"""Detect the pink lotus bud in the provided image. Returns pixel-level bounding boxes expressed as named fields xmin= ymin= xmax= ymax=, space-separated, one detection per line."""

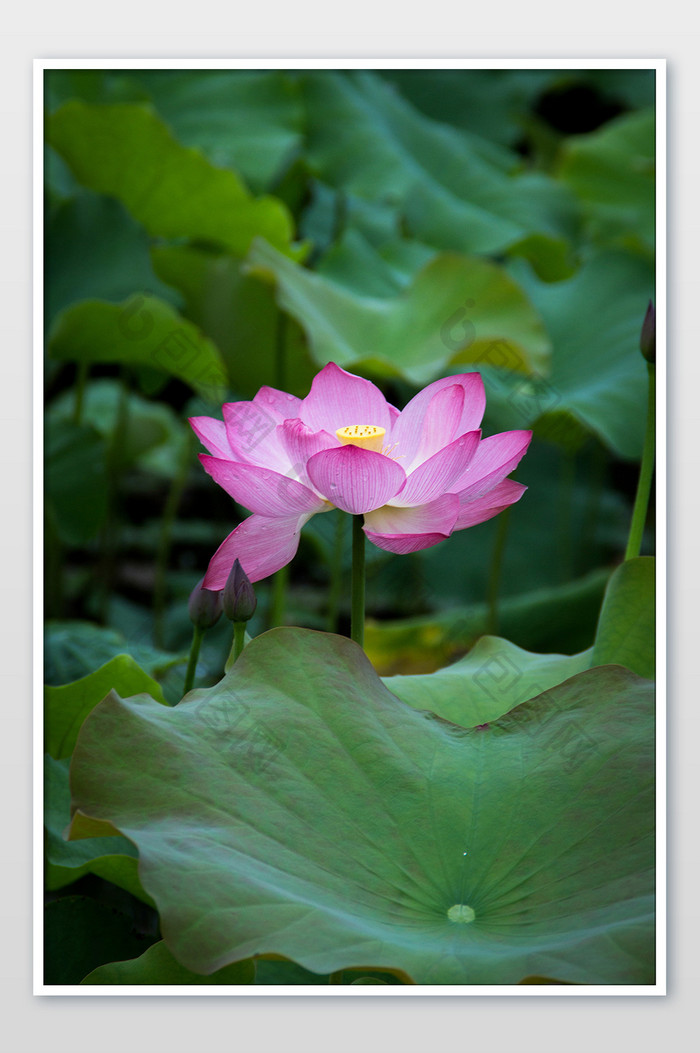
xmin=223 ymin=559 xmax=257 ymax=623
xmin=187 ymin=576 xmax=223 ymax=630
xmin=640 ymin=300 xmax=655 ymax=364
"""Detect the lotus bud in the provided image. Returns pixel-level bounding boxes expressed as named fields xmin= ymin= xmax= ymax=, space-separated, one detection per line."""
xmin=223 ymin=558 xmax=257 ymax=623
xmin=640 ymin=300 xmax=655 ymax=364
xmin=187 ymin=576 xmax=224 ymax=630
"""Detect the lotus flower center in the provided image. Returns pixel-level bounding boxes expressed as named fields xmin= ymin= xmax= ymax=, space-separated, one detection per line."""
xmin=336 ymin=424 xmax=386 ymax=453
xmin=447 ymin=904 xmax=476 ymax=924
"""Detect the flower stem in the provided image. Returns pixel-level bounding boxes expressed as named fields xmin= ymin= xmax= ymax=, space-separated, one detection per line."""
xmin=183 ymin=625 xmax=204 ymax=695
xmin=351 ymin=514 xmax=366 ymax=648
xmin=486 ymin=507 xmax=511 ymax=636
xmin=73 ymin=360 xmax=89 ymax=425
xmin=326 ymin=511 xmax=346 ymax=633
xmin=231 ymin=621 xmax=247 ymax=664
xmin=269 ymin=562 xmax=289 ymax=628
xmin=153 ymin=432 xmax=192 ymax=648
xmin=625 ymin=362 xmax=656 ymax=561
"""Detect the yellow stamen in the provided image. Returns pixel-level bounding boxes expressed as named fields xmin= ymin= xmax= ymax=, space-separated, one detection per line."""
xmin=336 ymin=424 xmax=386 ymax=453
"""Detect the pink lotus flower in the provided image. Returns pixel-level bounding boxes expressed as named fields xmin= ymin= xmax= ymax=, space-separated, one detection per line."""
xmin=191 ymin=363 xmax=531 ymax=589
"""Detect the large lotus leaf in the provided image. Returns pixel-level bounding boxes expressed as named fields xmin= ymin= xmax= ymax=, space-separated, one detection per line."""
xmin=69 ymin=628 xmax=654 ymax=985
xmin=483 ymin=251 xmax=654 ymax=460
xmin=365 ymin=569 xmax=609 ymax=676
xmin=593 ymin=557 xmax=655 ymax=680
xmin=81 ymin=940 xmax=254 ymax=986
xmin=45 ymin=190 xmax=179 ymax=326
xmin=49 ymin=295 xmax=228 ymax=403
xmin=127 ymin=70 xmax=303 ymax=194
xmin=378 ymin=69 xmax=557 ymax=146
xmin=150 ymin=244 xmax=317 ymax=398
xmin=558 ymin=109 xmax=655 ymax=255
xmin=47 ymin=101 xmax=303 ymax=259
xmin=247 ymin=238 xmax=550 ymax=385
xmin=45 ymin=419 xmax=108 ymax=545
xmin=300 ymin=71 xmax=579 ymax=279
xmin=48 ymin=379 xmax=188 ymax=479
xmin=45 ymin=653 xmax=167 ymax=760
xmin=384 ymin=636 xmax=592 ymax=726
xmin=45 ymin=755 xmax=152 ymax=903
xmin=44 ymin=620 xmax=180 ymax=686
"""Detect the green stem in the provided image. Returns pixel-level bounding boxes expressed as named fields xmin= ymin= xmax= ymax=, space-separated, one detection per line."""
xmin=73 ymin=360 xmax=89 ymax=426
xmin=231 ymin=622 xmax=247 ymax=664
xmin=274 ymin=307 xmax=288 ymax=393
xmin=558 ymin=449 xmax=576 ymax=583
xmin=625 ymin=362 xmax=656 ymax=560
xmin=351 ymin=514 xmax=366 ymax=648
xmin=183 ymin=625 xmax=204 ymax=696
xmin=97 ymin=370 xmax=130 ymax=621
xmin=329 ymin=970 xmax=344 ymax=985
xmin=326 ymin=512 xmax=346 ymax=633
xmin=269 ymin=562 xmax=289 ymax=628
xmin=153 ymin=432 xmax=192 ymax=648
xmin=486 ymin=507 xmax=511 ymax=636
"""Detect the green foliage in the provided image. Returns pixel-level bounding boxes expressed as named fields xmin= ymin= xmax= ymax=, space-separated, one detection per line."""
xmin=593 ymin=557 xmax=655 ymax=679
xmin=45 ymin=191 xmax=179 ymax=326
xmin=300 ymin=71 xmax=579 ymax=279
xmin=49 ymin=295 xmax=228 ymax=402
xmin=44 ymin=896 xmax=157 ymax=985
xmin=384 ymin=636 xmax=593 ymax=725
xmin=485 ymin=251 xmax=654 ymax=458
xmin=68 ymin=629 xmax=654 ymax=985
xmin=559 ymin=109 xmax=655 ymax=255
xmin=248 ymin=237 xmax=551 ymax=384
xmin=81 ymin=940 xmax=255 ymax=985
xmin=45 ymin=653 xmax=167 ymax=759
xmin=45 ymin=419 xmax=108 ymax=545
xmin=48 ymin=101 xmax=303 ymax=258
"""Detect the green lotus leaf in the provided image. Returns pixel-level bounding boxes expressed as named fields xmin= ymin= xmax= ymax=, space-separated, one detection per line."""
xmin=45 ymin=419 xmax=108 ymax=545
xmin=45 ymin=755 xmax=152 ymax=904
xmin=81 ymin=940 xmax=255 ymax=985
xmin=150 ymin=244 xmax=317 ymax=399
xmin=47 ymin=101 xmax=303 ymax=259
xmin=365 ymin=569 xmax=609 ymax=675
xmin=300 ymin=71 xmax=579 ymax=279
xmin=593 ymin=557 xmax=655 ymax=680
xmin=127 ymin=70 xmax=304 ymax=194
xmin=69 ymin=628 xmax=654 ymax=985
xmin=384 ymin=635 xmax=592 ymax=727
xmin=247 ymin=237 xmax=550 ymax=385
xmin=558 ymin=109 xmax=655 ymax=255
xmin=486 ymin=251 xmax=654 ymax=459
xmin=45 ymin=653 xmax=167 ymax=760
xmin=48 ymin=295 xmax=228 ymax=403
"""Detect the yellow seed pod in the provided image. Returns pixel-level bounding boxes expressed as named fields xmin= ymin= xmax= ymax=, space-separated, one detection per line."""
xmin=335 ymin=425 xmax=386 ymax=453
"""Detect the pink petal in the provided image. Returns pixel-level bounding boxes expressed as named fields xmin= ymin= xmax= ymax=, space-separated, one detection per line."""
xmin=253 ymin=385 xmax=302 ymax=420
xmin=390 ymin=373 xmax=485 ymax=465
xmin=277 ymin=419 xmax=339 ymax=488
xmin=455 ymin=479 xmax=527 ymax=529
xmin=363 ymin=493 xmax=459 ymax=537
xmin=392 ymin=431 xmax=481 ymax=507
xmin=223 ymin=401 xmax=294 ymax=474
xmin=203 ymin=513 xmax=311 ymax=588
xmin=364 ymin=530 xmax=454 ymax=555
xmin=299 ymin=362 xmax=393 ymax=435
xmin=409 ymin=384 xmax=466 ymax=468
xmin=307 ymin=445 xmax=406 ymax=514
xmin=199 ymin=456 xmax=327 ymax=517
xmin=452 ymin=431 xmax=532 ymax=499
xmin=189 ymin=416 xmax=233 ymax=459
